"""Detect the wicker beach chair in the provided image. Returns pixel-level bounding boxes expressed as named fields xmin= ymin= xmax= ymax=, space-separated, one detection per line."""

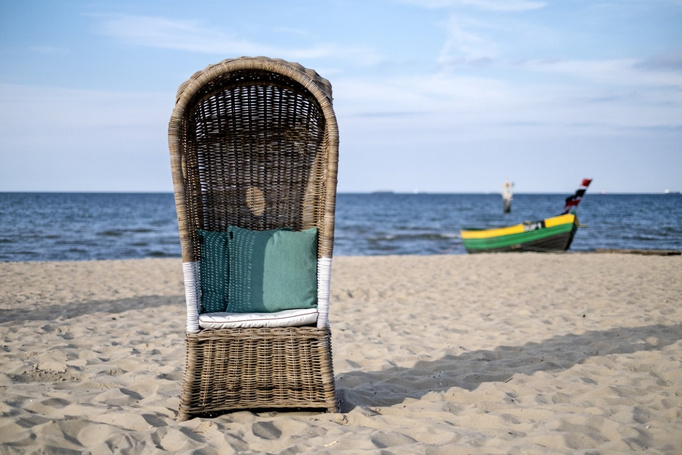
xmin=168 ymin=57 xmax=339 ymax=420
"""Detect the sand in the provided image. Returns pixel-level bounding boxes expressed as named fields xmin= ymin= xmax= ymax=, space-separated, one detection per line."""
xmin=0 ymin=253 xmax=681 ymax=454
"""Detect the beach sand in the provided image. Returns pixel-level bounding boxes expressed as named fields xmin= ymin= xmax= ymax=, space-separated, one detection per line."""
xmin=1 ymin=254 xmax=681 ymax=454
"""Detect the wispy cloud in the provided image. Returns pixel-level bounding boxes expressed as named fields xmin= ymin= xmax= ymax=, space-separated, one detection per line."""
xmin=636 ymin=51 xmax=682 ymax=71
xmin=334 ymin=53 xmax=682 ymax=134
xmin=435 ymin=3 xmax=551 ymax=66
xmin=0 ymin=83 xmax=168 ymax=132
xmin=399 ymin=0 xmax=546 ymax=12
xmin=0 ymin=83 xmax=171 ymax=191
xmin=457 ymin=0 xmax=546 ymax=12
xmin=29 ymin=46 xmax=69 ymax=55
xmin=91 ymin=14 xmax=377 ymax=62
xmin=439 ymin=15 xmax=499 ymax=62
xmin=94 ymin=14 xmax=310 ymax=57
xmin=518 ymin=58 xmax=682 ymax=87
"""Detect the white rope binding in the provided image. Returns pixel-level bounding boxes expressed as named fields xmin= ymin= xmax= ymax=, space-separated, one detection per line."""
xmin=316 ymin=257 xmax=332 ymax=329
xmin=182 ymin=261 xmax=200 ymax=333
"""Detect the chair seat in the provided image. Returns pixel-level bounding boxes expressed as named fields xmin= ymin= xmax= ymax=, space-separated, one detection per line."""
xmin=198 ymin=308 xmax=318 ymax=329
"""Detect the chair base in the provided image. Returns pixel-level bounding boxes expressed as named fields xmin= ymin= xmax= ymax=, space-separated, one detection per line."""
xmin=178 ymin=326 xmax=337 ymax=421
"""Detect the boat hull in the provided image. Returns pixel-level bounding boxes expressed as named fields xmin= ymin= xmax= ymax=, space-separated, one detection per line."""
xmin=461 ymin=214 xmax=579 ymax=253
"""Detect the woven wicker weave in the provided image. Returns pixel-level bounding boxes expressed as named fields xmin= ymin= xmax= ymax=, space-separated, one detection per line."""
xmin=168 ymin=57 xmax=339 ymax=420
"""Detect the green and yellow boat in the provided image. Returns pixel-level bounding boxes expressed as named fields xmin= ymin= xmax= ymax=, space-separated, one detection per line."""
xmin=460 ymin=178 xmax=592 ymax=254
xmin=461 ymin=213 xmax=579 ymax=253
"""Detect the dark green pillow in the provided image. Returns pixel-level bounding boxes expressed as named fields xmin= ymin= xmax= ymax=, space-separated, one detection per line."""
xmin=197 ymin=229 xmax=229 ymax=313
xmin=227 ymin=226 xmax=318 ymax=313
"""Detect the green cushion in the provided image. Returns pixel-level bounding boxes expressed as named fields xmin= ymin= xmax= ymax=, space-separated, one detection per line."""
xmin=197 ymin=229 xmax=229 ymax=313
xmin=227 ymin=226 xmax=318 ymax=313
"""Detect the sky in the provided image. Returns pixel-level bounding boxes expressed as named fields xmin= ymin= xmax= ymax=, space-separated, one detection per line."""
xmin=1 ymin=0 xmax=681 ymax=194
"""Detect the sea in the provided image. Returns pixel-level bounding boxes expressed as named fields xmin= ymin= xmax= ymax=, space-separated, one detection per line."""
xmin=0 ymin=192 xmax=680 ymax=262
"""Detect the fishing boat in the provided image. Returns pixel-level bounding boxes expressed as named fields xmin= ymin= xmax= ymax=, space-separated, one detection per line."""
xmin=461 ymin=179 xmax=592 ymax=253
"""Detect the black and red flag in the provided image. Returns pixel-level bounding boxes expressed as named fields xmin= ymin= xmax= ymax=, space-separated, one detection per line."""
xmin=562 ymin=178 xmax=592 ymax=214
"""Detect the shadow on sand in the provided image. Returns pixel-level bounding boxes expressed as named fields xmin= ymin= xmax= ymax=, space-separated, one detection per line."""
xmin=0 ymin=295 xmax=184 ymax=324
xmin=336 ymin=323 xmax=682 ymax=412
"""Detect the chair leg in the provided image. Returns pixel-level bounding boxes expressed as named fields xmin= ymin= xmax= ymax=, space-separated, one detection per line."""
xmin=177 ymin=333 xmax=200 ymax=421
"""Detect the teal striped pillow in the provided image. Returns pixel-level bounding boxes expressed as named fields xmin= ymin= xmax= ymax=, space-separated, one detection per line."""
xmin=197 ymin=230 xmax=229 ymax=313
xmin=227 ymin=226 xmax=318 ymax=313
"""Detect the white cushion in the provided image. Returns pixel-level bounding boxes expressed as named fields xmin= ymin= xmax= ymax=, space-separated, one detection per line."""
xmin=198 ymin=308 xmax=318 ymax=329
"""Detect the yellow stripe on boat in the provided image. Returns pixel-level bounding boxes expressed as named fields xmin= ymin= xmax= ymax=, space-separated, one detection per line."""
xmin=461 ymin=213 xmax=576 ymax=240
xmin=460 ymin=223 xmax=524 ymax=239
xmin=544 ymin=213 xmax=575 ymax=228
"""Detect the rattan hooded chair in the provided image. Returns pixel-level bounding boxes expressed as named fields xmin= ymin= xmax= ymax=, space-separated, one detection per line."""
xmin=168 ymin=57 xmax=339 ymax=420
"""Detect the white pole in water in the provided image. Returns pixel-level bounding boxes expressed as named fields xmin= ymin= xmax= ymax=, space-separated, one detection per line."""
xmin=502 ymin=181 xmax=514 ymax=213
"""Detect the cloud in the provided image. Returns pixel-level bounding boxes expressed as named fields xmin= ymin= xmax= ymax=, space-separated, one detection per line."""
xmin=636 ymin=52 xmax=682 ymax=71
xmin=333 ymin=51 xmax=682 ymax=139
xmin=91 ymin=14 xmax=377 ymax=62
xmin=435 ymin=4 xmax=552 ymax=65
xmin=0 ymin=83 xmax=173 ymax=191
xmin=457 ymin=0 xmax=546 ymax=12
xmin=29 ymin=46 xmax=69 ymax=55
xmin=518 ymin=58 xmax=682 ymax=88
xmin=439 ymin=15 xmax=499 ymax=62
xmin=399 ymin=0 xmax=546 ymax=12
xmin=94 ymin=14 xmax=308 ymax=57
xmin=0 ymin=83 xmax=170 ymax=168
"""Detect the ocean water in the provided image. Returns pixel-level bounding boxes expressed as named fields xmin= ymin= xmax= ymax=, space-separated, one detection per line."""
xmin=0 ymin=193 xmax=180 ymax=262
xmin=334 ymin=192 xmax=682 ymax=255
xmin=0 ymin=192 xmax=680 ymax=262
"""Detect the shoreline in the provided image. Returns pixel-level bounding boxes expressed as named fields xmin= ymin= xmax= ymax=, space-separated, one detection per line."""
xmin=1 ymin=246 xmax=680 ymax=266
xmin=1 ymin=254 xmax=681 ymax=453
